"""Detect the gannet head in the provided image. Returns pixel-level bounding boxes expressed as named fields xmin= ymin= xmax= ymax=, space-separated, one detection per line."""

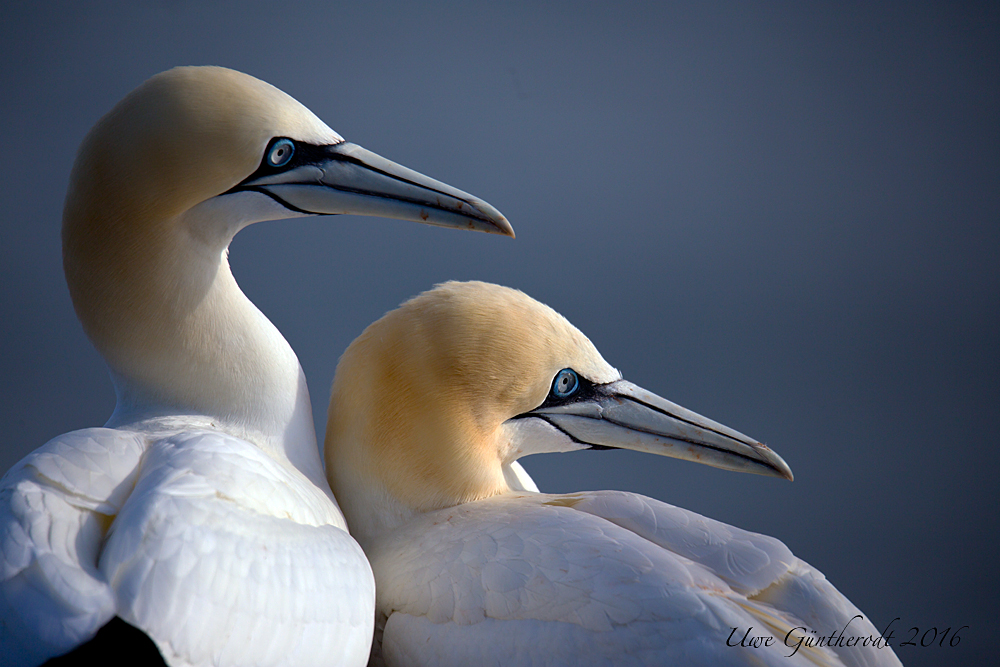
xmin=64 ymin=66 xmax=511 ymax=353
xmin=325 ymin=281 xmax=792 ymax=546
xmin=60 ymin=67 xmax=511 ymax=438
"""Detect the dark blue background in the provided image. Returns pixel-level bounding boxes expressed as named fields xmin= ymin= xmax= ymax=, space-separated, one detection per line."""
xmin=2 ymin=3 xmax=996 ymax=665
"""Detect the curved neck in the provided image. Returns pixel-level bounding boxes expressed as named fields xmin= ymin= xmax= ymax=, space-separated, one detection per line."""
xmin=65 ymin=209 xmax=326 ymax=490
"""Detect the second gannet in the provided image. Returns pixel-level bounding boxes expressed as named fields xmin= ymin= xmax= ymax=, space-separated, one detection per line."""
xmin=0 ymin=67 xmax=511 ymax=667
xmin=325 ymin=281 xmax=901 ymax=667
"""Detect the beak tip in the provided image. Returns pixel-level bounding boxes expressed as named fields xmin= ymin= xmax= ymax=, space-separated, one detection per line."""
xmin=489 ymin=215 xmax=515 ymax=238
xmin=769 ymin=451 xmax=795 ymax=482
xmin=751 ymin=441 xmax=794 ymax=481
xmin=474 ymin=201 xmax=515 ymax=238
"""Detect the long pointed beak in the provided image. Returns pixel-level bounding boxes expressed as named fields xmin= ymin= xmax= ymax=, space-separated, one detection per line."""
xmin=529 ymin=380 xmax=793 ymax=480
xmin=234 ymin=141 xmax=513 ymax=236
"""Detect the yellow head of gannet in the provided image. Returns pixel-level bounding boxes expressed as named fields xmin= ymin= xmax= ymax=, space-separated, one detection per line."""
xmin=1 ymin=68 xmax=510 ymax=667
xmin=326 ymin=280 xmax=790 ymax=547
xmin=325 ymin=282 xmax=901 ymax=667
xmin=62 ymin=66 xmax=511 ymax=472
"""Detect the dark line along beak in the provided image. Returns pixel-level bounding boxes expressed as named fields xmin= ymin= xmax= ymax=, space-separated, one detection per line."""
xmin=233 ymin=141 xmax=513 ymax=237
xmin=529 ymin=380 xmax=794 ymax=480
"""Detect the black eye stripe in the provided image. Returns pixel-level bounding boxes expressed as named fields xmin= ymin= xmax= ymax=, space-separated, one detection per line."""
xmin=232 ymin=137 xmax=344 ymax=186
xmin=517 ymin=372 xmax=599 ymax=412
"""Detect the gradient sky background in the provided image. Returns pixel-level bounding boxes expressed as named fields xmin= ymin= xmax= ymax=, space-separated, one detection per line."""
xmin=1 ymin=3 xmax=996 ymax=665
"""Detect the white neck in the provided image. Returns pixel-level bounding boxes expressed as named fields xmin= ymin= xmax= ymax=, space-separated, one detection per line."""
xmin=72 ymin=206 xmax=326 ymax=491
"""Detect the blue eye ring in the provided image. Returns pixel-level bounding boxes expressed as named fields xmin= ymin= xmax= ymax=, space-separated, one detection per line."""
xmin=267 ymin=138 xmax=295 ymax=167
xmin=551 ymin=368 xmax=580 ymax=398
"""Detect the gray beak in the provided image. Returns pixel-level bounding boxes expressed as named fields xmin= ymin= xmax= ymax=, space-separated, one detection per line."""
xmin=234 ymin=141 xmax=513 ymax=236
xmin=528 ymin=379 xmax=794 ymax=480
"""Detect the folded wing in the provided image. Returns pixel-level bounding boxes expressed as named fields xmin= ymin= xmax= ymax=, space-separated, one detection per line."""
xmin=370 ymin=491 xmax=899 ymax=667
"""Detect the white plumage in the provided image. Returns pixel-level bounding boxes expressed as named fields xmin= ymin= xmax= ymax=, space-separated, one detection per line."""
xmin=2 ymin=425 xmax=372 ymax=666
xmin=0 ymin=68 xmax=510 ymax=666
xmin=325 ymin=281 xmax=902 ymax=667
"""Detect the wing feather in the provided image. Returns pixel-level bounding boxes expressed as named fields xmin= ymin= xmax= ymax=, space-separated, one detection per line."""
xmin=99 ymin=431 xmax=375 ymax=667
xmin=0 ymin=428 xmax=145 ymax=665
xmin=370 ymin=492 xmax=900 ymax=667
xmin=2 ymin=428 xmax=375 ymax=667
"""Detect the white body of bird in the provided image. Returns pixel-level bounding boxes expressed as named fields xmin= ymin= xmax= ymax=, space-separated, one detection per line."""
xmin=0 ymin=68 xmax=512 ymax=667
xmin=325 ymin=281 xmax=902 ymax=667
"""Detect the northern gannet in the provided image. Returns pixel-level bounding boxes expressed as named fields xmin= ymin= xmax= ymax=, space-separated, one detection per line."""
xmin=0 ymin=67 xmax=511 ymax=667
xmin=325 ymin=281 xmax=902 ymax=667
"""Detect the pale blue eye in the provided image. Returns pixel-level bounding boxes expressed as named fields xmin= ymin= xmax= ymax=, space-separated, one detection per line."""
xmin=551 ymin=369 xmax=579 ymax=398
xmin=267 ymin=138 xmax=295 ymax=167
